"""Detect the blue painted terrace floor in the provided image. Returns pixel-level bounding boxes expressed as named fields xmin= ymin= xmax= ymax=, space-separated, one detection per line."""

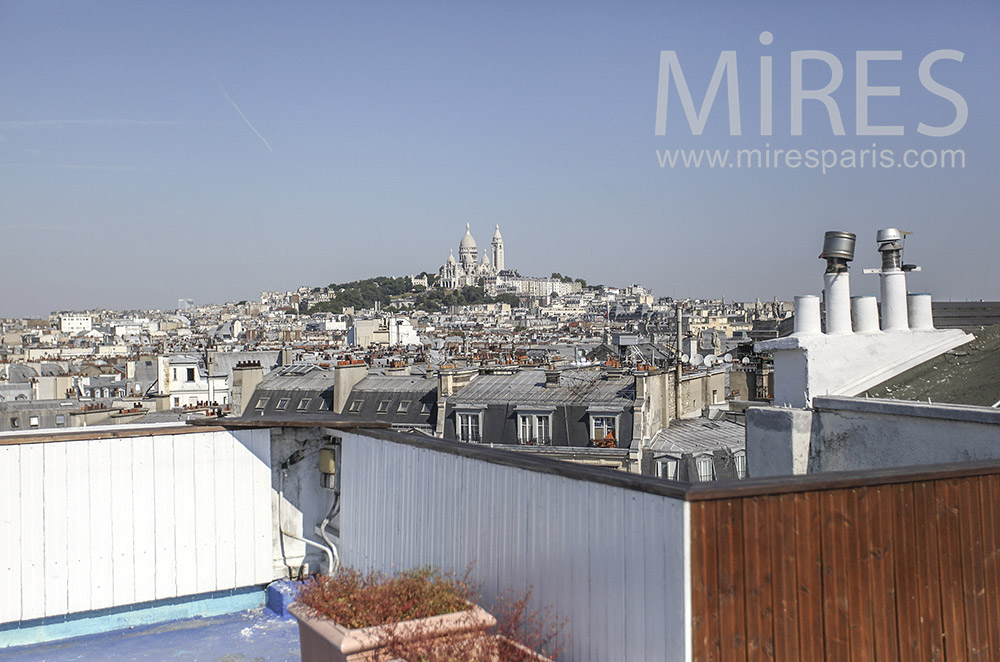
xmin=0 ymin=608 xmax=301 ymax=662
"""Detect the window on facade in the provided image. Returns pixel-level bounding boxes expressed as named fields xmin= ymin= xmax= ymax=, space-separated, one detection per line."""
xmin=29 ymin=416 xmax=39 ymax=428
xmin=376 ymin=400 xmax=390 ymax=413
xmin=174 ymin=397 xmax=180 ymax=407
xmin=697 ymin=456 xmax=715 ymax=482
xmin=55 ymin=415 xmax=65 ymax=427
xmin=173 ymin=368 xmax=178 ymax=380
xmin=187 ymin=368 xmax=196 ymax=382
xmin=255 ymin=397 xmax=269 ymax=410
xmin=10 ymin=417 xmax=18 ymax=428
xmin=458 ymin=412 xmax=481 ymax=442
xmin=734 ymin=452 xmax=747 ymax=479
xmin=297 ymin=398 xmax=311 ymax=411
xmin=518 ymin=414 xmax=551 ymax=445
xmin=657 ymin=459 xmax=678 ymax=480
xmin=275 ymin=398 xmax=290 ymax=411
xmin=591 ymin=415 xmax=617 ymax=444
xmin=420 ymin=402 xmax=432 ymax=414
xmin=348 ymin=400 xmax=363 ymax=412
xmin=397 ymin=401 xmax=410 ymax=413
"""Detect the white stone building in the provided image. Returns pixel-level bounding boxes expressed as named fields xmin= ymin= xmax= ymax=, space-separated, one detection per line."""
xmin=438 ymin=224 xmax=505 ymax=289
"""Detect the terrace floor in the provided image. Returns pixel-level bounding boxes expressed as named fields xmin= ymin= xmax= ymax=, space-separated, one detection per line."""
xmin=0 ymin=608 xmax=301 ymax=662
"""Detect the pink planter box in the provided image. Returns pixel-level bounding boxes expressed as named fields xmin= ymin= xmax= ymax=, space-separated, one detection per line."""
xmin=288 ymin=601 xmax=497 ymax=662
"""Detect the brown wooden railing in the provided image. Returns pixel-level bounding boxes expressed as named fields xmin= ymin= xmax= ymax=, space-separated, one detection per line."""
xmin=689 ymin=465 xmax=1000 ymax=662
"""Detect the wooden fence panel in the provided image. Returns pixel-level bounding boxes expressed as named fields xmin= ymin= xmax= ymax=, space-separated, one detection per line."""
xmin=691 ymin=472 xmax=1000 ymax=662
xmin=770 ymin=493 xmax=799 ymax=662
xmin=979 ymin=475 xmax=1000 ymax=658
xmin=743 ymin=496 xmax=774 ymax=662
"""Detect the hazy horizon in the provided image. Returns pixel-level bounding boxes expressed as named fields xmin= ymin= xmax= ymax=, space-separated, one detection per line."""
xmin=2 ymin=1 xmax=997 ymax=317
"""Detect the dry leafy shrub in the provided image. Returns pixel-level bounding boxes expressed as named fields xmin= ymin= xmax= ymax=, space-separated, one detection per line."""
xmin=381 ymin=586 xmax=567 ymax=661
xmin=298 ymin=566 xmax=567 ymax=661
xmin=297 ymin=566 xmax=475 ymax=629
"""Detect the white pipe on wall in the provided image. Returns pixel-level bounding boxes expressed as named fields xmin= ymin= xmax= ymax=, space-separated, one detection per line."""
xmin=823 ymin=272 xmax=852 ymax=335
xmin=851 ymin=295 xmax=880 ymax=334
xmin=793 ymin=295 xmax=821 ymax=336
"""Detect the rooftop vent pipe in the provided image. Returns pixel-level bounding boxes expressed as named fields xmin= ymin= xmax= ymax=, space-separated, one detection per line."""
xmin=870 ymin=228 xmax=917 ymax=331
xmin=820 ymin=231 xmax=856 ymax=335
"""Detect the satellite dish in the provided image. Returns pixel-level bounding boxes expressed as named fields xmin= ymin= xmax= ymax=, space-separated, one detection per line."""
xmin=741 ymin=357 xmax=750 ymax=365
xmin=680 ymin=353 xmax=689 ymax=363
xmin=705 ymin=354 xmax=718 ymax=366
xmin=723 ymin=353 xmax=733 ymax=363
xmin=691 ymin=353 xmax=704 ymax=366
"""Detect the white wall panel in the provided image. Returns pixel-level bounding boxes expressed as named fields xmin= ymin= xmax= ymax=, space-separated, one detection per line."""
xmin=250 ymin=428 xmax=273 ymax=584
xmin=110 ymin=438 xmax=136 ymax=607
xmin=65 ymin=440 xmax=92 ymax=615
xmin=19 ymin=444 xmax=44 ymax=621
xmin=340 ymin=433 xmax=689 ymax=662
xmin=152 ymin=435 xmax=177 ymax=599
xmin=232 ymin=431 xmax=256 ymax=588
xmin=173 ymin=434 xmax=198 ymax=597
xmin=88 ymin=438 xmax=114 ymax=611
xmin=132 ymin=436 xmax=155 ymax=604
xmin=213 ymin=434 xmax=236 ymax=591
xmin=192 ymin=432 xmax=217 ymax=594
xmin=0 ymin=446 xmax=22 ymax=623
xmin=42 ymin=442 xmax=69 ymax=618
xmin=0 ymin=428 xmax=273 ymax=627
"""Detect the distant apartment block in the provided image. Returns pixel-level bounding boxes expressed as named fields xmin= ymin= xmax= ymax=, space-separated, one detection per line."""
xmin=58 ymin=314 xmax=92 ymax=335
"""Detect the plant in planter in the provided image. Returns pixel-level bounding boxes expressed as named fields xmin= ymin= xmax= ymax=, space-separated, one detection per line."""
xmin=384 ymin=586 xmax=566 ymax=662
xmin=289 ymin=566 xmax=495 ymax=662
xmin=289 ymin=566 xmax=566 ymax=662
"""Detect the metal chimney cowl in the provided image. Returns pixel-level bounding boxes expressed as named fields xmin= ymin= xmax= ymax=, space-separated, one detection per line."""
xmin=820 ymin=231 xmax=857 ymax=273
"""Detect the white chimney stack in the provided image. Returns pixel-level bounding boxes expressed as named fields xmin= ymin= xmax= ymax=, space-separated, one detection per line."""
xmin=793 ymin=295 xmax=821 ymax=335
xmin=851 ymin=295 xmax=880 ymax=333
xmin=908 ymin=293 xmax=935 ymax=330
xmin=757 ymin=228 xmax=973 ymax=409
xmin=874 ymin=228 xmax=911 ymax=331
xmin=820 ymin=231 xmax=856 ymax=335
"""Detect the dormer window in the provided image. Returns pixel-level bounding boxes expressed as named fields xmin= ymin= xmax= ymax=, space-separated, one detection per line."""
xmin=592 ymin=416 xmax=616 ymax=443
xmin=454 ymin=405 xmax=485 ymax=443
xmin=515 ymin=406 xmax=555 ymax=445
xmin=587 ymin=407 xmax=622 ymax=447
xmin=458 ymin=413 xmax=481 ymax=442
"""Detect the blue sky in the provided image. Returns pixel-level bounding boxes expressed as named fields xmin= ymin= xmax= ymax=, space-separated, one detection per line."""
xmin=1 ymin=1 xmax=997 ymax=316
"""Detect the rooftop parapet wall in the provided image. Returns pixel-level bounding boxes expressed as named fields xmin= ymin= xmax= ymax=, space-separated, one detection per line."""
xmin=748 ymin=396 xmax=1000 ymax=477
xmin=0 ymin=426 xmax=272 ymax=632
xmin=337 ymin=428 xmax=690 ymax=662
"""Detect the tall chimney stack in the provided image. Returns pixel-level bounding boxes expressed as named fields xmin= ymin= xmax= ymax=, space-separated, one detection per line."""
xmin=874 ymin=228 xmax=911 ymax=331
xmin=820 ymin=231 xmax=856 ymax=335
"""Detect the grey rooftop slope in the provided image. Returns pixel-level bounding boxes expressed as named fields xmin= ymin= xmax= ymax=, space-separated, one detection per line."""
xmin=864 ymin=323 xmax=1000 ymax=406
